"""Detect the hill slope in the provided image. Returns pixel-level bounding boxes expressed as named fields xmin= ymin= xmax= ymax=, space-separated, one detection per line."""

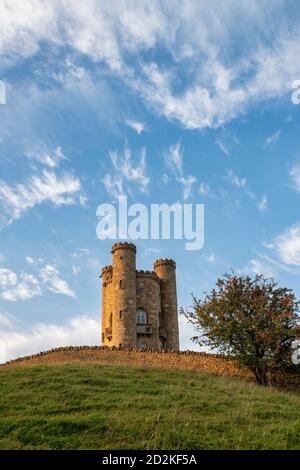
xmin=0 ymin=363 xmax=299 ymax=450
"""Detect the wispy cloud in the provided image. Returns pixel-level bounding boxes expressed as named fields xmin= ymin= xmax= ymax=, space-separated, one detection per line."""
xmin=203 ymin=250 xmax=216 ymax=264
xmin=290 ymin=164 xmax=300 ymax=193
xmin=226 ymin=170 xmax=268 ymax=212
xmin=199 ymin=182 xmax=211 ymax=197
xmin=241 ymin=250 xmax=296 ymax=279
xmin=242 ymin=258 xmax=275 ymax=278
xmin=103 ymin=145 xmax=150 ymax=199
xmin=216 ymin=139 xmax=230 ymax=156
xmin=263 ymin=130 xmax=281 ymax=149
xmin=177 ymin=175 xmax=197 ymax=201
xmin=39 ymin=264 xmax=76 ymax=298
xmin=71 ymin=265 xmax=81 ymax=275
xmin=165 ymin=141 xmax=197 ymax=200
xmin=0 ymin=262 xmax=75 ymax=302
xmin=257 ymin=196 xmax=268 ymax=212
xmin=1 ymin=2 xmax=300 ymax=130
xmin=226 ymin=170 xmax=246 ymax=188
xmin=165 ymin=141 xmax=183 ymax=174
xmin=0 ymin=169 xmax=84 ymax=226
xmin=243 ymin=224 xmax=300 ymax=279
xmin=26 ymin=146 xmax=67 ymax=169
xmin=126 ymin=119 xmax=147 ymax=135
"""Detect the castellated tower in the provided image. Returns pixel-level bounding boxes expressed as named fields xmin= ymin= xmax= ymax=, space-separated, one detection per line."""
xmin=101 ymin=242 xmax=179 ymax=350
xmin=153 ymin=259 xmax=179 ymax=350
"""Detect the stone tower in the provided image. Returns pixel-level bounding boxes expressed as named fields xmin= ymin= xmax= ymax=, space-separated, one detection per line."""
xmin=101 ymin=242 xmax=179 ymax=350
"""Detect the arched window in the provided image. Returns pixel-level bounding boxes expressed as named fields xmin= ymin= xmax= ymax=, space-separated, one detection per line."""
xmin=136 ymin=308 xmax=147 ymax=324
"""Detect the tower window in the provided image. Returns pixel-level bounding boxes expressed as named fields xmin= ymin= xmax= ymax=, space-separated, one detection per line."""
xmin=119 ymin=279 xmax=125 ymax=289
xmin=136 ymin=308 xmax=147 ymax=324
xmin=109 ymin=312 xmax=113 ymax=327
xmin=119 ymin=310 xmax=125 ymax=320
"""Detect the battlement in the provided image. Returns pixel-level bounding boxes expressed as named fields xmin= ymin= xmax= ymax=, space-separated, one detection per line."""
xmin=153 ymin=258 xmax=176 ymax=269
xmin=101 ymin=265 xmax=113 ymax=275
xmin=136 ymin=270 xmax=160 ymax=283
xmin=111 ymin=242 xmax=136 ymax=253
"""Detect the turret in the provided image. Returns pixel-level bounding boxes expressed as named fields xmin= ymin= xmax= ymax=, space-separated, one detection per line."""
xmin=110 ymin=242 xmax=137 ymax=347
xmin=153 ymin=259 xmax=179 ymax=350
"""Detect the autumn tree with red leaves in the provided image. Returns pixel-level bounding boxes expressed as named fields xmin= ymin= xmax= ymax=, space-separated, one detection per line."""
xmin=182 ymin=274 xmax=300 ymax=385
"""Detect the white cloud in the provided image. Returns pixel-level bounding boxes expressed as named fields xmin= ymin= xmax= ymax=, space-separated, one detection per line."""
xmin=177 ymin=175 xmax=197 ymax=201
xmin=39 ymin=264 xmax=76 ymax=298
xmin=0 ymin=269 xmax=41 ymax=301
xmin=270 ymin=223 xmax=300 ymax=266
xmin=257 ymin=195 xmax=268 ymax=212
xmin=126 ymin=119 xmax=146 ymax=135
xmin=143 ymin=247 xmax=160 ymax=258
xmin=216 ymin=139 xmax=230 ymax=156
xmin=178 ymin=315 xmax=202 ymax=352
xmin=161 ymin=173 xmax=171 ymax=184
xmin=103 ymin=145 xmax=150 ymax=199
xmin=71 ymin=265 xmax=81 ymax=275
xmin=0 ymin=169 xmax=83 ymax=226
xmin=26 ymin=146 xmax=67 ymax=168
xmin=245 ymin=258 xmax=275 ymax=278
xmin=225 ymin=171 xmax=269 ymax=213
xmin=165 ymin=141 xmax=197 ymax=200
xmin=0 ymin=314 xmax=99 ymax=363
xmin=241 ymin=249 xmax=297 ymax=278
xmin=203 ymin=251 xmax=215 ymax=264
xmin=263 ymin=130 xmax=281 ymax=148
xmin=199 ymin=182 xmax=211 ymax=197
xmin=226 ymin=170 xmax=246 ymax=188
xmin=0 ymin=268 xmax=17 ymax=287
xmin=102 ymin=174 xmax=125 ymax=200
xmin=165 ymin=140 xmax=183 ymax=174
xmin=0 ymin=263 xmax=75 ymax=302
xmin=71 ymin=248 xmax=92 ymax=259
xmin=0 ymin=311 xmax=14 ymax=329
xmin=1 ymin=1 xmax=300 ymax=130
xmin=290 ymin=165 xmax=300 ymax=193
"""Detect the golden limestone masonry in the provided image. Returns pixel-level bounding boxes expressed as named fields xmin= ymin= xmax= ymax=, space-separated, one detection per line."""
xmin=101 ymin=243 xmax=179 ymax=350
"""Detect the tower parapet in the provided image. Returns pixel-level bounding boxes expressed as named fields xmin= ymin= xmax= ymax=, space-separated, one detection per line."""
xmin=111 ymin=242 xmax=136 ymax=254
xmin=101 ymin=265 xmax=113 ymax=284
xmin=136 ymin=270 xmax=160 ymax=284
xmin=153 ymin=259 xmax=176 ymax=269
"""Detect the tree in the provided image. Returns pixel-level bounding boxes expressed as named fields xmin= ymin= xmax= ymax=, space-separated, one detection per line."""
xmin=182 ymin=273 xmax=300 ymax=385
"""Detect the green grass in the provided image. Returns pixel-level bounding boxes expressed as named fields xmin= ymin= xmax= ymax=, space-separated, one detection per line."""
xmin=0 ymin=363 xmax=299 ymax=450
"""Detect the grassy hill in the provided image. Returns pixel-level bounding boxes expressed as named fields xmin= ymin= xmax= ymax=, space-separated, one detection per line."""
xmin=0 ymin=363 xmax=299 ymax=450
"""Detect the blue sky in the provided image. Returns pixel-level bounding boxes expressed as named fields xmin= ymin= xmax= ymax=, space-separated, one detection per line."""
xmin=1 ymin=0 xmax=300 ymax=360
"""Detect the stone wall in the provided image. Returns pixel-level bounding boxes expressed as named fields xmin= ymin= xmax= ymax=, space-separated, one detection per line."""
xmin=3 ymin=347 xmax=299 ymax=392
